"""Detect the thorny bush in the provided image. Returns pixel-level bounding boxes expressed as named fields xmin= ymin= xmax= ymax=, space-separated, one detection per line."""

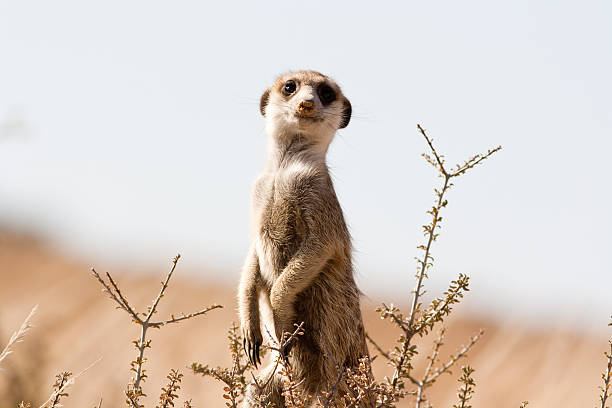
xmin=3 ymin=125 xmax=611 ymax=408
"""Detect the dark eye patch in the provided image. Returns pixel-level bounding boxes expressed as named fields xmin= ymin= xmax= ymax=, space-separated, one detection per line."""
xmin=283 ymin=80 xmax=297 ymax=96
xmin=318 ymin=84 xmax=336 ymax=105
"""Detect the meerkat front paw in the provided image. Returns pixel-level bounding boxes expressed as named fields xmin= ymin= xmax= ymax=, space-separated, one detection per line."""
xmin=242 ymin=319 xmax=263 ymax=367
xmin=271 ymin=310 xmax=296 ymax=353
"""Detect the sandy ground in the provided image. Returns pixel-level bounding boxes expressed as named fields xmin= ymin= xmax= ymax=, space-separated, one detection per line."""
xmin=0 ymin=232 xmax=609 ymax=407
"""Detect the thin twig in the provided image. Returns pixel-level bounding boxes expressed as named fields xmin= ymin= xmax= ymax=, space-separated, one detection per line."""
xmin=425 ymin=330 xmax=484 ymax=385
xmin=319 ymin=333 xmax=347 ymax=407
xmin=50 ymin=372 xmax=70 ymax=408
xmin=149 ymin=305 xmax=222 ymax=327
xmin=423 ymin=328 xmax=445 ymax=382
xmin=600 ymin=341 xmax=612 ymax=408
xmin=321 ymin=368 xmax=345 ymax=408
xmin=390 ymin=340 xmax=415 ymax=390
xmin=381 ymin=303 xmax=409 ymax=333
xmin=105 ymin=272 xmax=141 ymax=321
xmin=265 ymin=322 xmax=305 ymax=356
xmin=38 ymin=357 xmax=101 ymax=408
xmin=451 ymin=146 xmax=502 ymax=177
xmin=415 ymin=328 xmax=447 ymax=408
xmin=408 ymin=126 xmax=455 ymax=333
xmin=284 ymin=378 xmax=306 ymax=392
xmin=365 ymin=332 xmax=391 ymax=362
xmin=132 ymin=324 xmax=148 ymax=392
xmin=145 ymin=254 xmax=181 ymax=322
xmin=418 ymin=124 xmax=445 ymax=173
xmin=91 ymin=268 xmax=141 ymax=323
xmin=407 ymin=174 xmax=450 ymax=332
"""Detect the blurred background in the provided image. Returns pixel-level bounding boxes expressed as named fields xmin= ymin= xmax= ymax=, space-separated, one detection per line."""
xmin=0 ymin=1 xmax=610 ymax=407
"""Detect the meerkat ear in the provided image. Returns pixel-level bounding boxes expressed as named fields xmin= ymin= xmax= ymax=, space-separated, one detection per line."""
xmin=339 ymin=98 xmax=352 ymax=129
xmin=260 ymin=88 xmax=271 ymax=116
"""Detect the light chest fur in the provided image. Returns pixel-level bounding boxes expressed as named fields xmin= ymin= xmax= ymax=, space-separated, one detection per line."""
xmin=253 ymin=160 xmax=318 ymax=288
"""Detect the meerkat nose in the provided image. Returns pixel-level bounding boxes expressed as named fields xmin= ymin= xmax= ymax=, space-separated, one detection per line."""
xmin=297 ymin=100 xmax=315 ymax=116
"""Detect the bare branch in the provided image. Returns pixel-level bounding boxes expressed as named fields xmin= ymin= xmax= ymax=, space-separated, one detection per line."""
xmin=319 ymin=333 xmax=348 ymax=407
xmin=379 ymin=303 xmax=409 ymax=334
xmin=365 ymin=332 xmax=391 ymax=362
xmin=407 ymin=171 xmax=450 ymax=332
xmin=600 ymin=340 xmax=612 ymax=408
xmin=131 ymin=325 xmax=149 ymax=394
xmin=145 ymin=254 xmax=181 ymax=323
xmin=423 ymin=328 xmax=446 ymax=384
xmin=91 ymin=268 xmax=142 ymax=323
xmin=149 ymin=304 xmax=223 ymax=327
xmin=320 ymin=367 xmax=345 ymax=408
xmin=425 ymin=329 xmax=484 ymax=385
xmin=266 ymin=322 xmax=305 ymax=356
xmin=105 ymin=272 xmax=142 ymax=322
xmin=417 ymin=124 xmax=446 ymax=174
xmin=450 ymin=146 xmax=502 ymax=177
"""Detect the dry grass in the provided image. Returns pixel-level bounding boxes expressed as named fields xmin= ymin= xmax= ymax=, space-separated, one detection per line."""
xmin=0 ymin=305 xmax=37 ymax=367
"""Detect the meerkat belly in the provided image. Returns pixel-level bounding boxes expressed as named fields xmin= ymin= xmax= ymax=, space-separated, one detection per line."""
xmin=256 ymin=193 xmax=305 ymax=286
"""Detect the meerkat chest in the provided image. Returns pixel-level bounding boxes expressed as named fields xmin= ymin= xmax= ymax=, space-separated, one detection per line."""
xmin=257 ymin=174 xmax=306 ymax=247
xmin=253 ymin=166 xmax=312 ymax=282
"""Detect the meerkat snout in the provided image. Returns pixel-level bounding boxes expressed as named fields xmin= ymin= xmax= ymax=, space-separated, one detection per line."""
xmin=297 ymin=100 xmax=315 ymax=116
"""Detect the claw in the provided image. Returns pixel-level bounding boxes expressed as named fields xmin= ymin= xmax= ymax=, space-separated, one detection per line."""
xmin=251 ymin=343 xmax=258 ymax=368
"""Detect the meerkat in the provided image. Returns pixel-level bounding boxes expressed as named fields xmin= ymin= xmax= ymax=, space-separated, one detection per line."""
xmin=238 ymin=70 xmax=373 ymax=407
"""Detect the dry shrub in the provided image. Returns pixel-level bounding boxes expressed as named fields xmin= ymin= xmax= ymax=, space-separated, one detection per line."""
xmin=3 ymin=125 xmax=610 ymax=408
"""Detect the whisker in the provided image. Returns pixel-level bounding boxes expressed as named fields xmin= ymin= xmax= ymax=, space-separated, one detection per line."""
xmin=267 ymin=102 xmax=347 ymax=120
xmin=266 ymin=101 xmax=370 ymax=123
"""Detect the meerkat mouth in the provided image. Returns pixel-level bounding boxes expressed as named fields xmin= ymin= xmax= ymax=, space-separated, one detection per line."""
xmin=294 ymin=113 xmax=324 ymax=122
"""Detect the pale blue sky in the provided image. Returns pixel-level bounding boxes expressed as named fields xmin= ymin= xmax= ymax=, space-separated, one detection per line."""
xmin=1 ymin=1 xmax=610 ymax=327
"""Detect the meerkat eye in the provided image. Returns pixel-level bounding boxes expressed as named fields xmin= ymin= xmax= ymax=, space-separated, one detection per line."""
xmin=318 ymin=84 xmax=336 ymax=105
xmin=283 ymin=80 xmax=297 ymax=95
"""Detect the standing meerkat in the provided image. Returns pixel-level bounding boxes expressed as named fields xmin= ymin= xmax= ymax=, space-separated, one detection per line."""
xmin=238 ymin=70 xmax=372 ymax=407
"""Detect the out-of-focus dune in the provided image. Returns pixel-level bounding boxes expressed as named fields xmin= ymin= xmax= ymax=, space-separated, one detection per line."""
xmin=0 ymin=232 xmax=608 ymax=407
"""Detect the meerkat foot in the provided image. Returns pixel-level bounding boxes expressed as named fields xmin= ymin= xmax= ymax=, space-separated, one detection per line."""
xmin=243 ymin=323 xmax=263 ymax=367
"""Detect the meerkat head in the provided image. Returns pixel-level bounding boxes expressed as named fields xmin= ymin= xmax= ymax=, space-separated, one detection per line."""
xmin=259 ymin=70 xmax=352 ymax=150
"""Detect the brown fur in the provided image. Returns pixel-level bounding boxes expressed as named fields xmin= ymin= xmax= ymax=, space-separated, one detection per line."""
xmin=238 ymin=71 xmax=372 ymax=407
